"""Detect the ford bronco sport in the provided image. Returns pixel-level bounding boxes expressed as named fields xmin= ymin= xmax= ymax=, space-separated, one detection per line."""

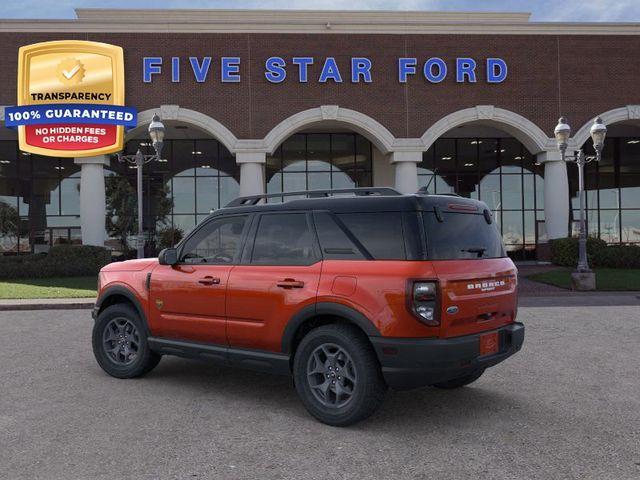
xmin=92 ymin=188 xmax=524 ymax=426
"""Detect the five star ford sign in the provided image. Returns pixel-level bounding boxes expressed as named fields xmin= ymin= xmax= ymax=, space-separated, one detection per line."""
xmin=4 ymin=40 xmax=137 ymax=158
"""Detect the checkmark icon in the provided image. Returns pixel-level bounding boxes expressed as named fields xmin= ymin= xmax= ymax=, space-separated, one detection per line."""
xmin=62 ymin=64 xmax=80 ymax=79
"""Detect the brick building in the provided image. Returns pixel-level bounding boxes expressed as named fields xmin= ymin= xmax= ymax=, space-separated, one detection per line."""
xmin=0 ymin=9 xmax=639 ymax=257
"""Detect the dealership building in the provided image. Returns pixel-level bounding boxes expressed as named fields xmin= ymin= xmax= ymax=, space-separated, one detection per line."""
xmin=0 ymin=8 xmax=639 ymax=258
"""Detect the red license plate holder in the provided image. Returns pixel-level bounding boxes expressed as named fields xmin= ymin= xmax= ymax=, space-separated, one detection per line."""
xmin=479 ymin=331 xmax=499 ymax=356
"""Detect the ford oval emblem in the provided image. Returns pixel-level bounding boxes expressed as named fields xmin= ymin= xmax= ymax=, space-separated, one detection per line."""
xmin=446 ymin=306 xmax=459 ymax=315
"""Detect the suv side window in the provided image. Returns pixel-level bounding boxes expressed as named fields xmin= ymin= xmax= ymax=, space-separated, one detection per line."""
xmin=337 ymin=212 xmax=406 ymax=260
xmin=180 ymin=215 xmax=248 ymax=264
xmin=313 ymin=212 xmax=366 ymax=260
xmin=251 ymin=213 xmax=318 ymax=265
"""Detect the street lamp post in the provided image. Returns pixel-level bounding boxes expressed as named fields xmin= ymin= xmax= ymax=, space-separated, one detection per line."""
xmin=117 ymin=114 xmax=166 ymax=259
xmin=553 ymin=116 xmax=607 ymax=289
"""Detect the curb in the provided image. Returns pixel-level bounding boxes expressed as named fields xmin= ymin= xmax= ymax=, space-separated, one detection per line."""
xmin=0 ymin=300 xmax=94 ymax=311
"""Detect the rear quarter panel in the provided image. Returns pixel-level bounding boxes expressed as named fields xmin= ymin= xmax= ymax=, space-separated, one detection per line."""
xmin=317 ymin=260 xmax=441 ymax=338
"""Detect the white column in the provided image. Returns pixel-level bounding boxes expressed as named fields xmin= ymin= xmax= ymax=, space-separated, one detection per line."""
xmin=538 ymin=151 xmax=569 ymax=240
xmin=391 ymin=151 xmax=421 ymax=194
xmin=74 ymin=155 xmax=109 ymax=246
xmin=237 ymin=152 xmax=266 ymax=196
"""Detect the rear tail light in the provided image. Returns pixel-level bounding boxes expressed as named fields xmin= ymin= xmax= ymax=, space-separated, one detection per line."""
xmin=410 ymin=281 xmax=439 ymax=326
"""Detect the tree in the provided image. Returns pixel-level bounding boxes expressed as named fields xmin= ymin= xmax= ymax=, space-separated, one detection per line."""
xmin=0 ymin=201 xmax=20 ymax=251
xmin=105 ymin=176 xmax=173 ymax=253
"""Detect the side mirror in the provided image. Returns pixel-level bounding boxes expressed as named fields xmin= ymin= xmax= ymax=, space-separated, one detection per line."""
xmin=158 ymin=248 xmax=178 ymax=266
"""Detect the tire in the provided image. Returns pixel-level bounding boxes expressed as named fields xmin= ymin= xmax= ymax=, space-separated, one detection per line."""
xmin=432 ymin=369 xmax=484 ymax=389
xmin=293 ymin=324 xmax=387 ymax=427
xmin=92 ymin=303 xmax=161 ymax=379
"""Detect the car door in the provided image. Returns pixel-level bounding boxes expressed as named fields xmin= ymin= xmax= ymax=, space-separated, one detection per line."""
xmin=149 ymin=214 xmax=250 ymax=345
xmin=226 ymin=211 xmax=322 ymax=352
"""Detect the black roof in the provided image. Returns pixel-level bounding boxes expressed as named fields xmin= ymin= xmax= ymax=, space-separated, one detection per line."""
xmin=215 ymin=189 xmax=489 ymax=216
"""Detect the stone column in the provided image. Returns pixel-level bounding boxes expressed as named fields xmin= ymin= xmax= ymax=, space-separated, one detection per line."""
xmin=74 ymin=155 xmax=109 ymax=246
xmin=237 ymin=152 xmax=266 ymax=197
xmin=391 ymin=151 xmax=421 ymax=194
xmin=538 ymin=151 xmax=569 ymax=240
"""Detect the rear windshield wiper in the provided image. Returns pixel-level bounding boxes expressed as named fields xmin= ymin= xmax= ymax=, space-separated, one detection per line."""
xmin=461 ymin=247 xmax=487 ymax=258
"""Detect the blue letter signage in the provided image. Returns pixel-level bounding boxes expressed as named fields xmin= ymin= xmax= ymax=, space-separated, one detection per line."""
xmin=142 ymin=56 xmax=508 ymax=84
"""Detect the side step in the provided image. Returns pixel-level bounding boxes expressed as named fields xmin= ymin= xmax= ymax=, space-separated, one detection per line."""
xmin=147 ymin=337 xmax=291 ymax=376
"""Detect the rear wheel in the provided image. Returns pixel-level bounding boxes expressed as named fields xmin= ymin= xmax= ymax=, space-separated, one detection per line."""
xmin=293 ymin=324 xmax=387 ymax=427
xmin=92 ymin=304 xmax=161 ymax=378
xmin=432 ymin=369 xmax=484 ymax=389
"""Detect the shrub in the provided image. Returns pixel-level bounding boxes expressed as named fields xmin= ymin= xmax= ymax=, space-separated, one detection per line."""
xmin=593 ymin=244 xmax=640 ymax=268
xmin=0 ymin=245 xmax=112 ymax=279
xmin=550 ymin=237 xmax=640 ymax=268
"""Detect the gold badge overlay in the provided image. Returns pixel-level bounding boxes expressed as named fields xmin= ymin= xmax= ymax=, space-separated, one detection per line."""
xmin=17 ymin=40 xmax=125 ymax=157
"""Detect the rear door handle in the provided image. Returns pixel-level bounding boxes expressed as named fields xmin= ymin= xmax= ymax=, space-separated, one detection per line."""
xmin=198 ymin=276 xmax=221 ymax=285
xmin=276 ymin=279 xmax=305 ymax=289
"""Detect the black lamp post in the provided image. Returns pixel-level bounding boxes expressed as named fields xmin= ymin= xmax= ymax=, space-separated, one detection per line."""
xmin=553 ymin=116 xmax=607 ymax=288
xmin=117 ymin=113 xmax=165 ymax=259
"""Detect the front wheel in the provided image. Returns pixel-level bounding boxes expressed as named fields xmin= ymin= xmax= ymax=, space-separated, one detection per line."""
xmin=432 ymin=369 xmax=484 ymax=389
xmin=92 ymin=304 xmax=161 ymax=379
xmin=293 ymin=324 xmax=387 ymax=427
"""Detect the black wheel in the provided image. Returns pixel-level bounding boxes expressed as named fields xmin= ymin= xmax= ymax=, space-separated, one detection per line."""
xmin=92 ymin=304 xmax=161 ymax=379
xmin=432 ymin=369 xmax=484 ymax=389
xmin=293 ymin=324 xmax=387 ymax=427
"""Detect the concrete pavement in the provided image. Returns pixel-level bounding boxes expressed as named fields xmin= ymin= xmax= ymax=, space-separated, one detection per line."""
xmin=0 ymin=306 xmax=639 ymax=479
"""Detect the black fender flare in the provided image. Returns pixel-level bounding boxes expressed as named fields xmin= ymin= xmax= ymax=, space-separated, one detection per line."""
xmin=94 ymin=285 xmax=150 ymax=335
xmin=281 ymin=302 xmax=380 ymax=354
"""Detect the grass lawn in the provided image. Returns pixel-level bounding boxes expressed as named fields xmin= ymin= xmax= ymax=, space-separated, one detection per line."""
xmin=527 ymin=268 xmax=640 ymax=291
xmin=0 ymin=276 xmax=97 ymax=299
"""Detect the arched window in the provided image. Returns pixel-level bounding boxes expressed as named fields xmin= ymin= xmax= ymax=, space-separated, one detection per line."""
xmin=419 ymin=137 xmax=544 ymax=259
xmin=266 ymin=133 xmax=372 ymax=200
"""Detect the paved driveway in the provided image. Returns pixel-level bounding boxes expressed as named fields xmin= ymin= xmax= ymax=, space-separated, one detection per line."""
xmin=1 ymin=305 xmax=639 ymax=480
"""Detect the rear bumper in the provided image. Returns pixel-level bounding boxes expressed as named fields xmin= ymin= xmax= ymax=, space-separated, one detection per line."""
xmin=370 ymin=322 xmax=524 ymax=391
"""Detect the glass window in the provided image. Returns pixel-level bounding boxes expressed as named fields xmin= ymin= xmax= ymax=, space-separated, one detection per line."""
xmin=313 ymin=212 xmax=365 ymax=260
xmin=173 ymin=214 xmax=197 ymax=235
xmin=252 ymin=213 xmax=317 ymax=265
xmin=172 ymin=177 xmax=195 ymax=214
xmin=265 ymin=133 xmax=372 ymax=198
xmin=423 ymin=211 xmax=505 ymax=260
xmin=282 ymin=135 xmax=306 ymax=172
xmin=60 ymin=177 xmax=80 ymax=215
xmin=479 ymin=175 xmax=501 ymax=211
xmin=173 ymin=140 xmax=195 ymax=176
xmin=619 ymin=138 xmax=640 ymax=174
xmin=338 ymin=212 xmax=405 ymax=260
xmin=599 ymin=210 xmax=620 ymax=244
xmin=501 ymin=175 xmax=523 ymax=210
xmin=0 ymin=141 xmax=18 ymax=177
xmin=196 ymin=177 xmax=219 ymax=213
xmin=621 ymin=174 xmax=640 ymax=209
xmin=478 ymin=139 xmax=499 ymax=175
xmin=181 ymin=215 xmax=247 ymax=264
xmin=457 ymin=139 xmax=478 ymax=173
xmin=307 ymin=134 xmax=331 ymax=171
xmin=502 ymin=210 xmax=524 ymax=248
xmin=621 ymin=210 xmax=640 ymax=243
xmin=434 ymin=139 xmax=456 ymax=175
xmin=500 ymin=138 xmax=523 ymax=173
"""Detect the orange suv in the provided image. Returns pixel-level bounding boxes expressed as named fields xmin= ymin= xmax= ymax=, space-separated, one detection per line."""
xmin=92 ymin=188 xmax=524 ymax=426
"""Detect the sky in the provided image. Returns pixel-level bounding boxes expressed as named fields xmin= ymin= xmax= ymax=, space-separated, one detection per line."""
xmin=0 ymin=0 xmax=639 ymax=22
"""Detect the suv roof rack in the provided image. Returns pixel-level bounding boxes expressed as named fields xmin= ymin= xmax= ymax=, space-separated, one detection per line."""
xmin=225 ymin=187 xmax=401 ymax=207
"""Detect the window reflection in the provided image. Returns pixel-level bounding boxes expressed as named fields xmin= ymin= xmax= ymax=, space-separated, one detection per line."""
xmin=420 ymin=137 xmax=544 ymax=258
xmin=569 ymin=137 xmax=640 ymax=245
xmin=266 ymin=133 xmax=373 ymax=199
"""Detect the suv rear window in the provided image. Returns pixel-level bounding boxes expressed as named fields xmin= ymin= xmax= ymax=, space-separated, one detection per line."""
xmin=423 ymin=211 xmax=505 ymax=260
